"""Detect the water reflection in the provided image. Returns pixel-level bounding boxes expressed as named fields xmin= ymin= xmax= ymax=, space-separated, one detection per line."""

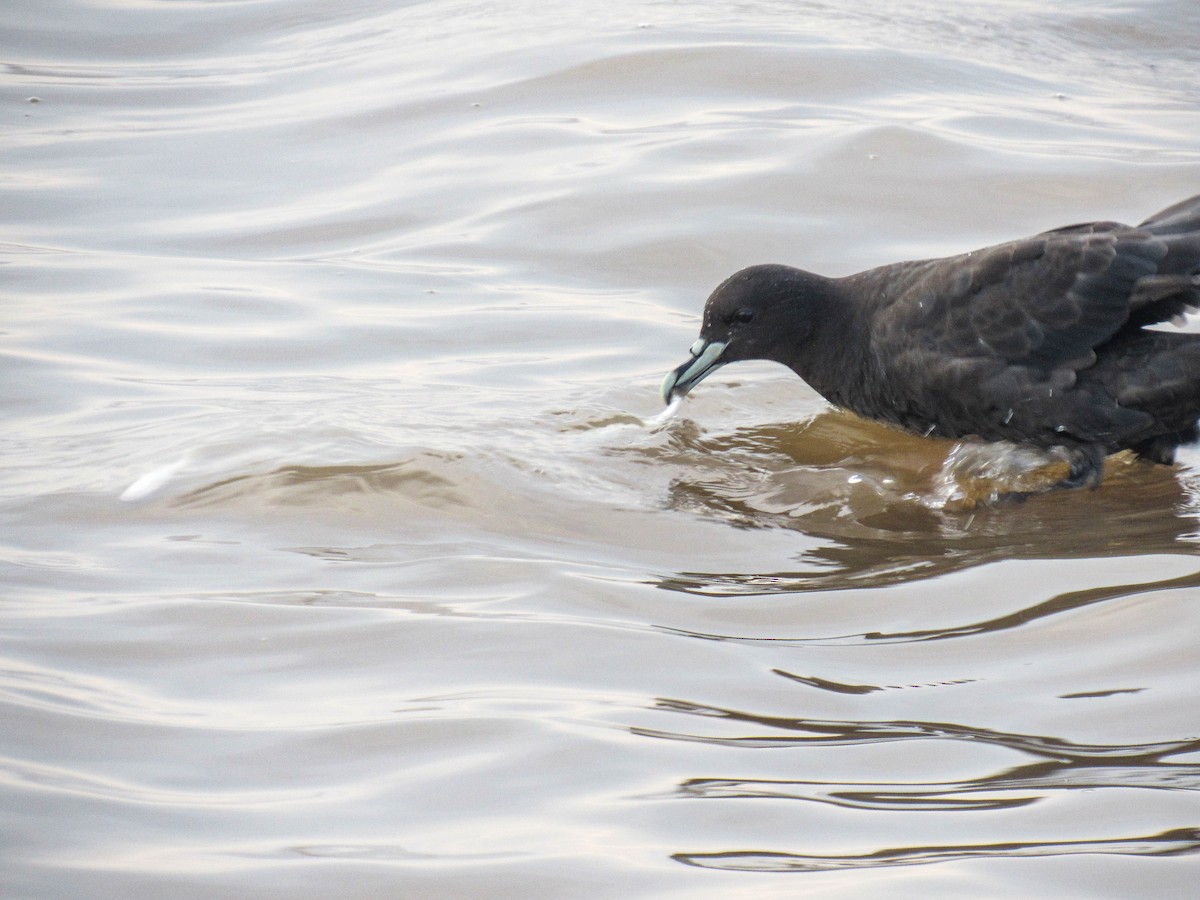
xmin=645 ymin=409 xmax=1200 ymax=592
xmin=674 ymin=827 xmax=1200 ymax=872
xmin=634 ymin=697 xmax=1199 ymax=759
xmin=640 ymin=697 xmax=1200 ymax=872
xmin=674 ymin=756 xmax=1200 ymax=812
xmin=653 ymin=567 xmax=1200 ymax=644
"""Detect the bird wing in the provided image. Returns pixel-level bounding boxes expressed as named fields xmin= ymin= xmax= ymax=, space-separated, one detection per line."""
xmin=857 ymin=226 xmax=1172 ymax=443
xmin=875 ymin=226 xmax=1169 ymax=372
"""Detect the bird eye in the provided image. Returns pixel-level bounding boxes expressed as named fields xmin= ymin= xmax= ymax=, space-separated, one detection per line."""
xmin=731 ymin=307 xmax=755 ymax=325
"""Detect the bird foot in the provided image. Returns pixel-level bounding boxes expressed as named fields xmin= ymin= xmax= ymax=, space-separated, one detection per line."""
xmin=1054 ymin=444 xmax=1106 ymax=490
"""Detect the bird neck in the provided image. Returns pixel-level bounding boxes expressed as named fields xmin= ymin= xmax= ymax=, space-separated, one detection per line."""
xmin=783 ymin=276 xmax=872 ymax=407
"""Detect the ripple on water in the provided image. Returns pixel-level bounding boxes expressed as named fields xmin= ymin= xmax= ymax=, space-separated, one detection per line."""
xmin=6 ymin=0 xmax=1200 ymax=895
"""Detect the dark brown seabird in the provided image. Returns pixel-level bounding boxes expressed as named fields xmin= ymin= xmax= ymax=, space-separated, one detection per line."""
xmin=662 ymin=194 xmax=1200 ymax=488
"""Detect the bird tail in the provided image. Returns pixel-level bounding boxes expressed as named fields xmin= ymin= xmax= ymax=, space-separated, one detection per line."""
xmin=1105 ymin=331 xmax=1200 ymax=462
xmin=1139 ymin=193 xmax=1200 ymax=235
xmin=1127 ymin=194 xmax=1200 ymax=325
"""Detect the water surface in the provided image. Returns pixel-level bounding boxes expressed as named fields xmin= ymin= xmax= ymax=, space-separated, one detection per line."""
xmin=5 ymin=1 xmax=1200 ymax=896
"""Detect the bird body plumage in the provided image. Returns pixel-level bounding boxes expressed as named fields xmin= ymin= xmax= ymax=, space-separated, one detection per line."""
xmin=663 ymin=194 xmax=1200 ymax=488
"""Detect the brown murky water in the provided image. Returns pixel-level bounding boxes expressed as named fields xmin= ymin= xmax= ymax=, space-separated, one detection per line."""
xmin=5 ymin=1 xmax=1200 ymax=896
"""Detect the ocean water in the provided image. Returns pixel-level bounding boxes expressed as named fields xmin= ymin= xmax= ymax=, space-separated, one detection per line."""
xmin=4 ymin=1 xmax=1200 ymax=896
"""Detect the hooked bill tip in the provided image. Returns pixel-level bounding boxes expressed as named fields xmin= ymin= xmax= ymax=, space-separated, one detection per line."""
xmin=660 ymin=370 xmax=681 ymax=406
xmin=661 ymin=339 xmax=728 ymax=405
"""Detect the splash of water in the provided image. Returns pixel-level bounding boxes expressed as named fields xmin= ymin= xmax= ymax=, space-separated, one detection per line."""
xmin=927 ymin=441 xmax=1071 ymax=509
xmin=643 ymin=395 xmax=684 ymax=431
